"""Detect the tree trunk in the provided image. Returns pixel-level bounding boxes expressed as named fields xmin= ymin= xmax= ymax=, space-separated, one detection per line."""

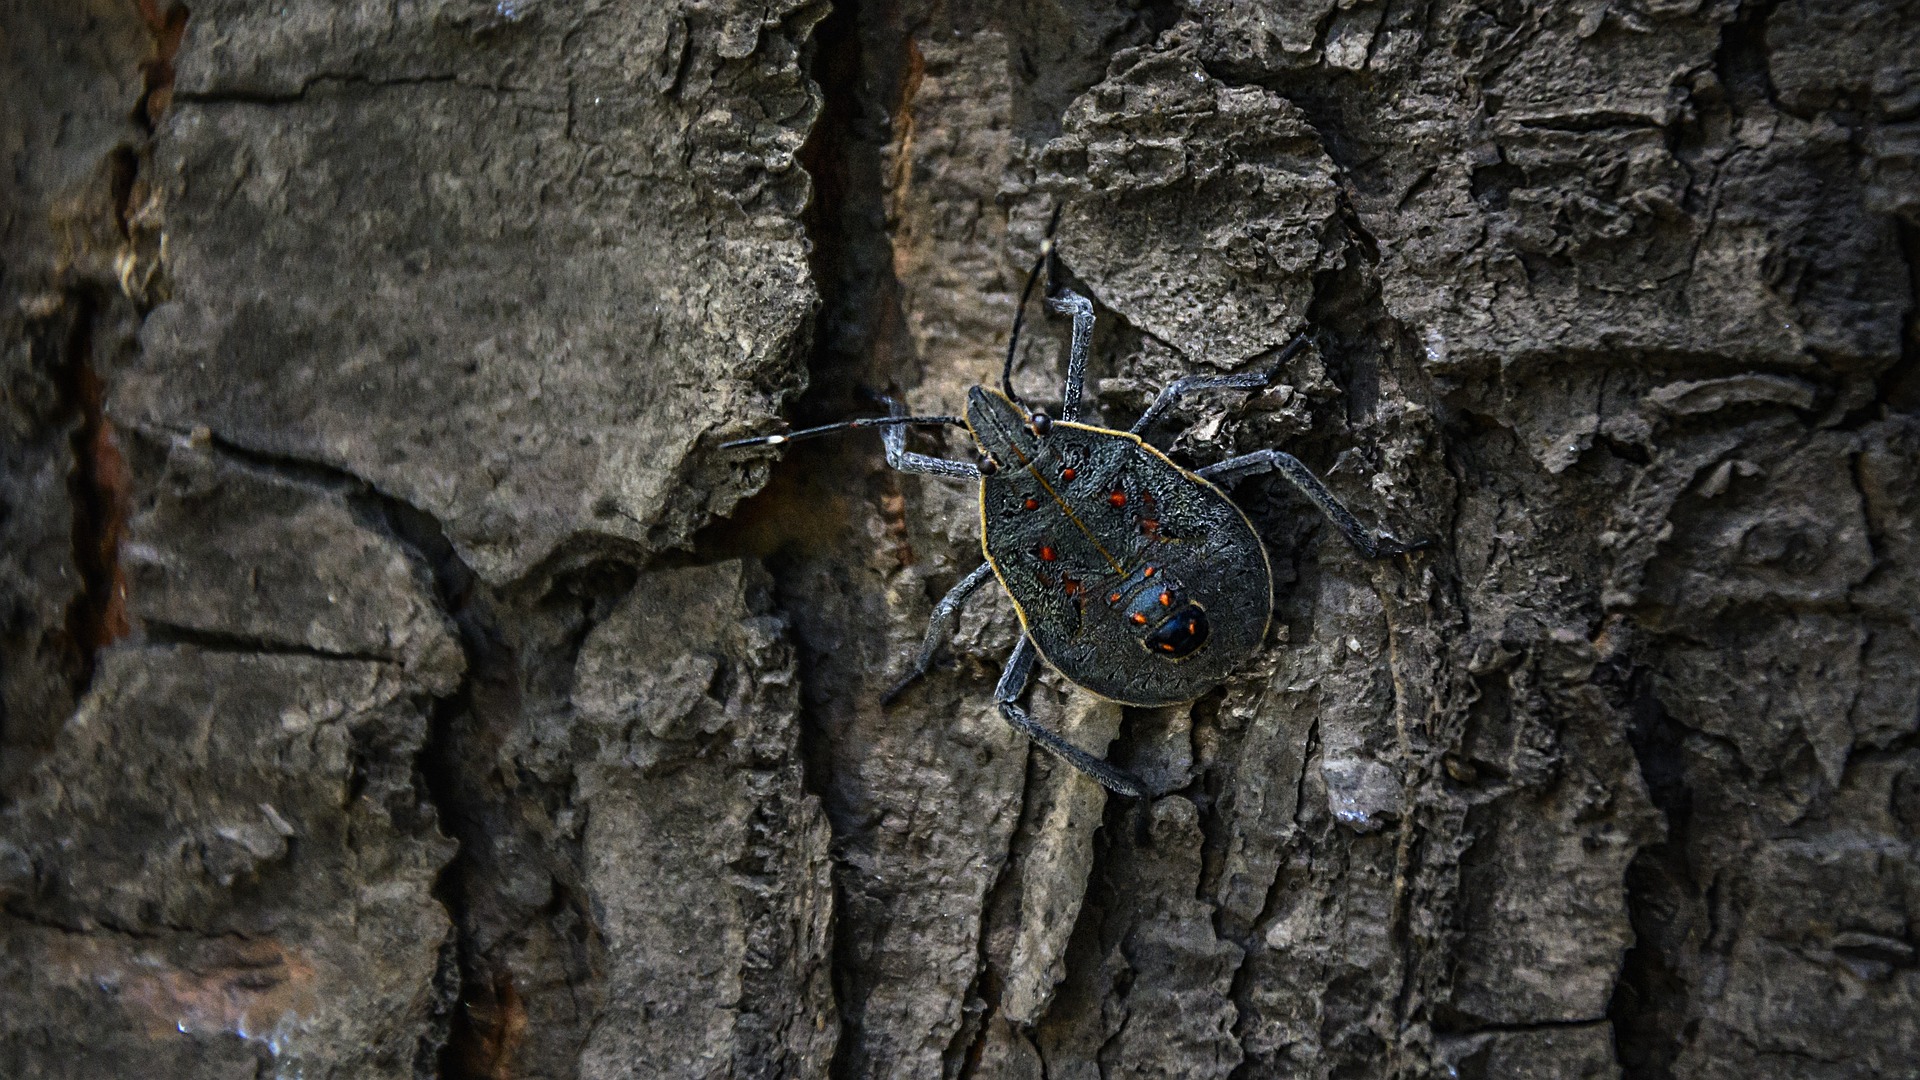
xmin=3 ymin=1 xmax=1916 ymax=1077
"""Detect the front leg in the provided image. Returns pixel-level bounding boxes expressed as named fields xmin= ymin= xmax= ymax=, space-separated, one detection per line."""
xmin=882 ymin=562 xmax=997 ymax=705
xmin=995 ymin=637 xmax=1149 ymax=798
xmin=1198 ymin=449 xmax=1426 ymax=559
xmin=878 ymin=394 xmax=980 ymax=480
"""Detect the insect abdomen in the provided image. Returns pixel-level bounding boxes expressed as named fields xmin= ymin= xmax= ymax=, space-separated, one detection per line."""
xmin=981 ymin=424 xmax=1273 ymax=707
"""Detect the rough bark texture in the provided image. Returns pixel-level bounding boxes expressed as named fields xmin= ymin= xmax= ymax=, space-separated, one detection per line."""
xmin=2 ymin=1 xmax=1916 ymax=1078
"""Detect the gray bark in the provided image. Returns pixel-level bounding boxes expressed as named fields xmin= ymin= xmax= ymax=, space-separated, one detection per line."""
xmin=2 ymin=1 xmax=1916 ymax=1078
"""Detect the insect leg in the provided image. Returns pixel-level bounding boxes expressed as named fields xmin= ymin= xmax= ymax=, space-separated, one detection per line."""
xmin=878 ymin=394 xmax=983 ymax=480
xmin=1044 ymin=289 xmax=1094 ymax=422
xmin=995 ymin=637 xmax=1151 ymax=798
xmin=1198 ymin=450 xmax=1427 ymax=559
xmin=1129 ymin=332 xmax=1313 ymax=437
xmin=881 ymin=562 xmax=997 ymax=705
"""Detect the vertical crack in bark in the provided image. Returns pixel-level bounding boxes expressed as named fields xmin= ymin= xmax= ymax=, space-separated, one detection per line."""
xmin=52 ymin=290 xmax=132 ymax=700
xmin=947 ymin=755 xmax=1030 ymax=1079
xmin=369 ymin=497 xmax=529 ymax=1080
xmin=1190 ymin=686 xmax=1234 ymax=908
xmin=44 ymin=0 xmax=188 ymax=711
xmin=1886 ymin=221 xmax=1920 ymax=413
xmin=1714 ymin=0 xmax=1784 ymax=121
xmin=406 ymin=544 xmax=619 ymax=1080
xmin=1225 ymin=715 xmax=1323 ymax=1080
xmin=131 ymin=1 xmax=190 ymax=130
xmin=201 ymin=433 xmax=586 ymax=1079
xmin=1606 ymin=664 xmax=1698 ymax=1080
xmin=173 ymin=433 xmax=527 ymax=1079
xmin=1310 ymin=190 xmax=1440 ymax=1073
xmin=689 ymin=1 xmax=920 ymax=1073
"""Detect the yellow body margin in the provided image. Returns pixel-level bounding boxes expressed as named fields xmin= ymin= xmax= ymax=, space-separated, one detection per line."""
xmin=968 ymin=417 xmax=1275 ymax=709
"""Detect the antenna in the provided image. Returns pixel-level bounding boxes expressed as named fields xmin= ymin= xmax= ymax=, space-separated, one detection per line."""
xmin=1000 ymin=204 xmax=1064 ymax=404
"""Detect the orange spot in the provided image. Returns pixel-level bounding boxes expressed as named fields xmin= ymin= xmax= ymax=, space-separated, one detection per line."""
xmin=1023 ymin=497 xmax=1039 ymax=510
xmin=1108 ymin=491 xmax=1127 ymax=507
xmin=1131 ymin=613 xmax=1148 ymax=625
xmin=1158 ymin=591 xmax=1171 ymax=606
xmin=1142 ymin=519 xmax=1160 ymax=534
xmin=1039 ymin=545 xmax=1057 ymax=562
xmin=1143 ymin=565 xmax=1156 ymax=578
xmin=1187 ymin=621 xmax=1197 ymax=633
xmin=1160 ymin=643 xmax=1176 ymax=651
xmin=1062 ymin=467 xmax=1077 ymax=481
xmin=1108 ymin=592 xmax=1122 ymax=604
xmin=1063 ymin=578 xmax=1083 ymax=596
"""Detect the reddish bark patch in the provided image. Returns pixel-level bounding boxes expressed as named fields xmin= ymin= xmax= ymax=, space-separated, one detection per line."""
xmin=132 ymin=1 xmax=189 ymax=127
xmin=57 ymin=301 xmax=132 ymax=690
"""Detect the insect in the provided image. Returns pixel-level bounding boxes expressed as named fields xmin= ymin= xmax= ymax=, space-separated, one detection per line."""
xmin=724 ymin=250 xmax=1424 ymax=797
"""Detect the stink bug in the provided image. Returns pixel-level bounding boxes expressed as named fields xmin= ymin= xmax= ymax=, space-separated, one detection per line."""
xmin=724 ymin=251 xmax=1424 ymax=797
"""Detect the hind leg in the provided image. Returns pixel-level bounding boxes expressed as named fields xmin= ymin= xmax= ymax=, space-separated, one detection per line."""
xmin=994 ymin=637 xmax=1149 ymax=798
xmin=1130 ymin=333 xmax=1312 ymax=438
xmin=1198 ymin=449 xmax=1426 ymax=559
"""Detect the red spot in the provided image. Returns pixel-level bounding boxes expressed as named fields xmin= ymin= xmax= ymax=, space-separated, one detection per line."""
xmin=1023 ymin=497 xmax=1039 ymax=510
xmin=1143 ymin=565 xmax=1156 ymax=578
xmin=1039 ymin=545 xmax=1057 ymax=562
xmin=1108 ymin=491 xmax=1127 ymax=507
xmin=1187 ymin=621 xmax=1197 ymax=634
xmin=1063 ymin=577 xmax=1083 ymax=597
xmin=1158 ymin=591 xmax=1171 ymax=606
xmin=1108 ymin=592 xmax=1122 ymax=604
xmin=1160 ymin=642 xmax=1176 ymax=652
xmin=1061 ymin=467 xmax=1077 ymax=481
xmin=1131 ymin=613 xmax=1148 ymax=626
xmin=1142 ymin=518 xmax=1161 ymax=534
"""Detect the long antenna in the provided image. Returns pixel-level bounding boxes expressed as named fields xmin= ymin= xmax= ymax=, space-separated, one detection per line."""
xmin=721 ymin=414 xmax=966 ymax=449
xmin=1001 ymin=205 xmax=1064 ymax=404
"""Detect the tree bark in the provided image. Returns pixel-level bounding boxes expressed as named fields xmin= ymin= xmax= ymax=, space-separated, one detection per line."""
xmin=3 ymin=1 xmax=1916 ymax=1078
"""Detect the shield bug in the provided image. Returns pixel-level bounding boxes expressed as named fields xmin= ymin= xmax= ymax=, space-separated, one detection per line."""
xmin=724 ymin=249 xmax=1425 ymax=797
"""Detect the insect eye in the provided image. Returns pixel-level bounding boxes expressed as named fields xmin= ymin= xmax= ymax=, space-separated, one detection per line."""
xmin=978 ymin=456 xmax=999 ymax=476
xmin=1030 ymin=410 xmax=1052 ymax=437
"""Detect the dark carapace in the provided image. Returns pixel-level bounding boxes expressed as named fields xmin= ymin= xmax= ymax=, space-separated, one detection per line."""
xmin=724 ymin=272 xmax=1425 ymax=797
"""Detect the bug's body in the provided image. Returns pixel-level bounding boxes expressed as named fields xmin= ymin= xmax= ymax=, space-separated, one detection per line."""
xmin=968 ymin=388 xmax=1271 ymax=706
xmin=724 ymin=282 xmax=1423 ymax=798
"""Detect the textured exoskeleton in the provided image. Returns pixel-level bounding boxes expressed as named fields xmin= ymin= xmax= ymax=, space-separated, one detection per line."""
xmin=968 ymin=386 xmax=1271 ymax=707
xmin=725 ymin=276 xmax=1422 ymax=798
